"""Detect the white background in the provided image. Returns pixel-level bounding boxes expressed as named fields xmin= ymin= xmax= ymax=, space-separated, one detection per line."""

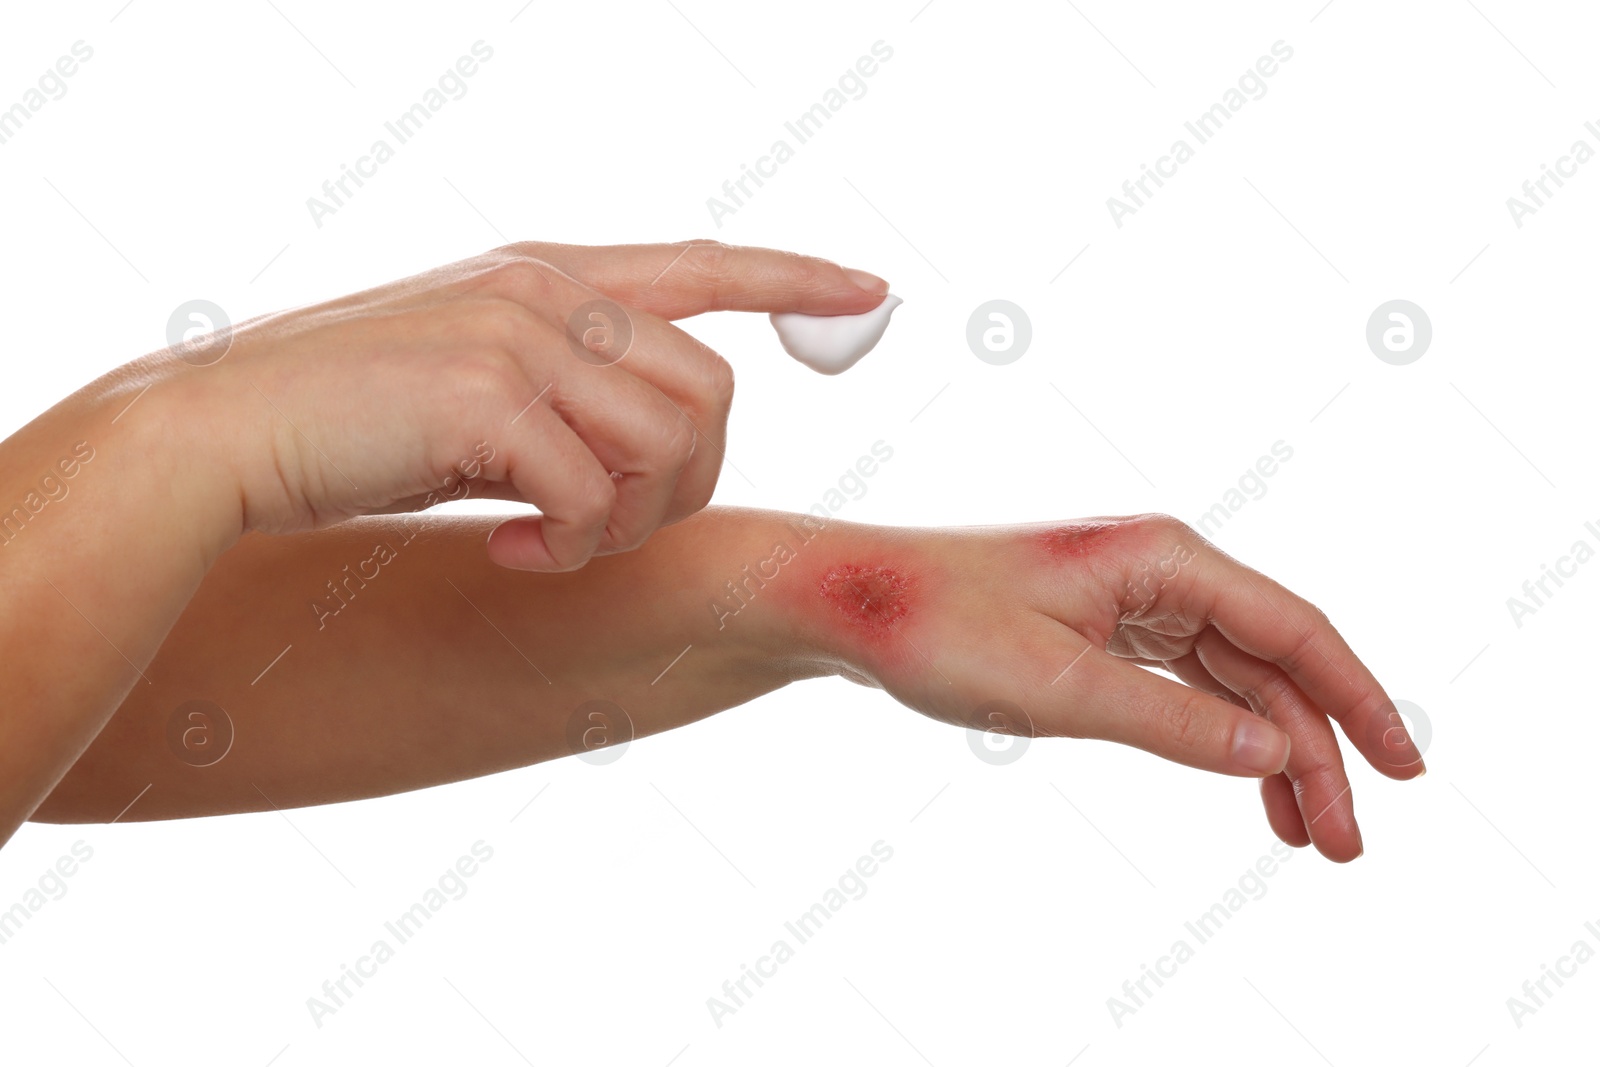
xmin=1 ymin=0 xmax=1594 ymax=1063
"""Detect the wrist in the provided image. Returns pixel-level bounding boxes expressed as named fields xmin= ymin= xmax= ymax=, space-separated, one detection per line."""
xmin=98 ymin=355 xmax=246 ymax=570
xmin=696 ymin=507 xmax=888 ymax=685
xmin=0 ymin=356 xmax=247 ymax=836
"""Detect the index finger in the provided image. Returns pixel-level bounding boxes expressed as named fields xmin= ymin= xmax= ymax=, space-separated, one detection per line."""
xmin=503 ymin=239 xmax=891 ymax=319
xmin=1191 ymin=547 xmax=1425 ymax=780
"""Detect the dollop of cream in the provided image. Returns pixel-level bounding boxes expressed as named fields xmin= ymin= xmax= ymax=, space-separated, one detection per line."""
xmin=770 ymin=293 xmax=902 ymax=374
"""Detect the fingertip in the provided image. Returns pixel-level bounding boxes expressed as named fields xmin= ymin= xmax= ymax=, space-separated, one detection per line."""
xmin=1370 ymin=752 xmax=1428 ymax=781
xmin=1231 ymin=714 xmax=1292 ymax=777
xmin=793 ymin=266 xmax=891 ymax=316
xmin=1305 ymin=803 xmax=1364 ymax=863
xmin=486 ymin=517 xmax=552 ymax=570
xmin=1317 ymin=833 xmax=1365 ymax=864
xmin=487 ymin=516 xmax=590 ymax=572
xmin=841 ymin=267 xmax=890 ymax=298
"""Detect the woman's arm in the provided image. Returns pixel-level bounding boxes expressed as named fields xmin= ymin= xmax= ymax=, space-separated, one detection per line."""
xmin=0 ymin=238 xmax=889 ymax=847
xmin=0 ymin=360 xmax=240 ymax=846
xmin=36 ymin=506 xmax=1422 ymax=862
xmin=33 ymin=506 xmax=820 ymax=822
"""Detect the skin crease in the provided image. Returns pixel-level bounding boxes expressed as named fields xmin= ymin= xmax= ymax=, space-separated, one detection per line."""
xmin=29 ymin=508 xmax=1421 ymax=865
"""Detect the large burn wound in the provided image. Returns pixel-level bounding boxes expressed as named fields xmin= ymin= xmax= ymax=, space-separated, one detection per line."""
xmin=819 ymin=564 xmax=910 ymax=632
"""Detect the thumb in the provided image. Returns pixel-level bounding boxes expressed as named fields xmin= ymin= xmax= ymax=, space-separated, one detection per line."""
xmin=1049 ymin=643 xmax=1291 ymax=777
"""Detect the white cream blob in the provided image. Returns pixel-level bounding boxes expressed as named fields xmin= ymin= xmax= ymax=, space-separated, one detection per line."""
xmin=770 ymin=293 xmax=902 ymax=375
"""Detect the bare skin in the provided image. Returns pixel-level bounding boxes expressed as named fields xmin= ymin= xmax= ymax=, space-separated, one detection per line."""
xmin=0 ymin=240 xmax=887 ymax=847
xmin=36 ymin=507 xmax=1420 ymax=863
xmin=0 ymin=238 xmax=1420 ymax=862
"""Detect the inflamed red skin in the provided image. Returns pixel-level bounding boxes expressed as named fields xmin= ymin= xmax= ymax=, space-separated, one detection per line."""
xmin=780 ymin=546 xmax=932 ymax=686
xmin=817 ymin=563 xmax=914 ymax=635
xmin=1035 ymin=521 xmax=1123 ymax=559
xmin=742 ymin=509 xmax=1417 ymax=865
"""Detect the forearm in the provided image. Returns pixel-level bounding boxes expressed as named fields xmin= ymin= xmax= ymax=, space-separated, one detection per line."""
xmin=34 ymin=506 xmax=858 ymax=822
xmin=0 ymin=359 xmax=238 ymax=842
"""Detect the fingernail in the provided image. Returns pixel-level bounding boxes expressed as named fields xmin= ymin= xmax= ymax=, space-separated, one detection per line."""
xmin=1232 ymin=719 xmax=1290 ymax=776
xmin=842 ymin=267 xmax=890 ymax=295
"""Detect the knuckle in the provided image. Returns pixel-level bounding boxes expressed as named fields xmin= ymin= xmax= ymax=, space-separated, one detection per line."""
xmin=571 ymin=471 xmax=618 ymax=524
xmin=1104 ymin=513 xmax=1175 ymax=558
xmin=1143 ymin=512 xmax=1192 ymax=538
xmin=605 ymin=516 xmax=651 ymax=553
xmin=682 ymin=239 xmax=733 ymax=284
xmin=444 ymin=345 xmax=521 ymax=406
xmin=1123 ymin=513 xmax=1203 ymax=572
xmin=467 ymin=297 xmax=545 ymax=354
xmin=1295 ymin=758 xmax=1344 ymax=792
xmin=488 ymin=240 xmax=542 ymax=260
xmin=773 ymin=248 xmax=833 ymax=287
xmin=1241 ymin=669 xmax=1296 ymax=711
xmin=683 ymin=237 xmax=730 ymax=262
xmin=1280 ymin=624 xmax=1326 ymax=676
xmin=479 ymin=254 xmax=558 ymax=302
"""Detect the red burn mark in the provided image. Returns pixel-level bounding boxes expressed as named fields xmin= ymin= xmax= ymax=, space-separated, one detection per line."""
xmin=819 ymin=564 xmax=911 ymax=632
xmin=1037 ymin=521 xmax=1121 ymax=558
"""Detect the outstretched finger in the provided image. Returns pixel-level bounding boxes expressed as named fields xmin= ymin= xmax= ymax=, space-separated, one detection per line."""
xmin=1167 ymin=649 xmax=1313 ymax=849
xmin=506 ymin=239 xmax=891 ymax=319
xmin=1190 ymin=550 xmax=1424 ymax=780
xmin=1194 ymin=629 xmax=1362 ymax=862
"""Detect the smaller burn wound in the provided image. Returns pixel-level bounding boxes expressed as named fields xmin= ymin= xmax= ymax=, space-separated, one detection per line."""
xmin=819 ymin=564 xmax=911 ymax=632
xmin=1037 ymin=521 xmax=1121 ymax=558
